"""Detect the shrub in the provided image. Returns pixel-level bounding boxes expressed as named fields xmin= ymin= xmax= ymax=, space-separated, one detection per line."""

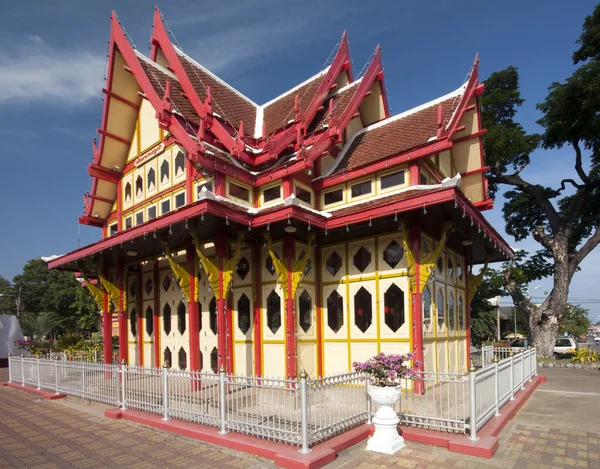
xmin=353 ymin=353 xmax=421 ymax=387
xmin=571 ymin=347 xmax=599 ymax=363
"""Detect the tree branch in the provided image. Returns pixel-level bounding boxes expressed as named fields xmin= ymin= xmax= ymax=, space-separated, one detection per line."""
xmin=557 ymin=179 xmax=583 ymax=192
xmin=571 ymin=223 xmax=600 ymax=268
xmin=572 ymin=140 xmax=590 ymax=184
xmin=488 ymin=172 xmax=561 ymax=233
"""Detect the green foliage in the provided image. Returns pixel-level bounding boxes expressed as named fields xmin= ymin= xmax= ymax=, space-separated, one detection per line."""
xmin=470 ymin=269 xmax=504 ymax=345
xmin=0 ymin=274 xmax=15 ymax=315
xmin=573 ymin=4 xmax=600 ymax=64
xmin=19 ymin=311 xmax=62 ymax=339
xmin=15 ymin=338 xmax=54 ymax=356
xmin=54 ymin=332 xmax=85 ymax=351
xmin=570 ymin=347 xmax=599 ymax=363
xmin=559 ymin=304 xmax=591 ymax=337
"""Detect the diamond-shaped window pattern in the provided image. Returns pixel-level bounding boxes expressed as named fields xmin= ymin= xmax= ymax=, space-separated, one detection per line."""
xmin=163 ymin=303 xmax=172 ymax=335
xmin=177 ymin=301 xmax=186 ymax=335
xmin=298 ymin=250 xmax=312 ymax=276
xmin=265 ymin=252 xmax=279 ymax=276
xmin=383 ymin=241 xmax=404 ymax=268
xmin=436 ymin=255 xmax=444 ymax=276
xmin=164 ymin=347 xmax=172 ymax=368
xmin=178 ymin=347 xmax=187 ymax=370
xmin=458 ymin=296 xmax=465 ymax=330
xmin=209 ymin=297 xmax=217 ymax=334
xmin=210 ymin=347 xmax=218 ymax=373
xmin=448 ymin=292 xmax=455 ymax=330
xmin=327 ymin=290 xmax=344 ymax=333
xmin=267 ymin=290 xmax=281 ymax=334
xmin=354 ymin=287 xmax=372 ymax=333
xmin=299 ymin=290 xmax=312 ymax=334
xmin=145 ymin=278 xmax=153 ymax=295
xmin=237 ymin=257 xmax=250 ymax=280
xmin=237 ymin=294 xmax=251 ymax=334
xmin=145 ymin=306 xmax=153 ymax=336
xmin=353 ymin=247 xmax=371 ymax=273
xmin=326 ymin=251 xmax=342 ymax=276
xmin=448 ymin=258 xmax=454 ymax=278
xmin=437 ymin=289 xmax=445 ymax=328
xmin=129 ymin=281 xmax=137 ymax=298
xmin=384 ymin=284 xmax=405 ymax=332
xmin=423 ymin=286 xmax=432 ymax=326
xmin=130 ymin=308 xmax=137 ymax=337
xmin=162 ymin=275 xmax=171 ymax=292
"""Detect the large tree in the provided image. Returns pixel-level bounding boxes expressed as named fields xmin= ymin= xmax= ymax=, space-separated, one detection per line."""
xmin=0 ymin=274 xmax=16 ymax=315
xmin=482 ymin=4 xmax=600 ymax=357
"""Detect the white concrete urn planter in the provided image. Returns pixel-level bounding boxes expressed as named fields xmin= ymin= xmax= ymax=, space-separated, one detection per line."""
xmin=366 ymin=383 xmax=405 ymax=454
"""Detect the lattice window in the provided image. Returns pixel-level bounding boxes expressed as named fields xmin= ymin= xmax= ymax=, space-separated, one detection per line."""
xmin=147 ymin=167 xmax=156 ymax=191
xmin=178 ymin=347 xmax=187 ymax=370
xmin=299 ymin=290 xmax=312 ymax=334
xmin=145 ymin=278 xmax=153 ymax=295
xmin=457 ymin=262 xmax=463 ymax=281
xmin=354 ymin=287 xmax=372 ymax=333
xmin=448 ymin=257 xmax=455 ymax=279
xmin=124 ymin=182 xmax=132 ymax=204
xmin=237 ymin=257 xmax=250 ymax=280
xmin=129 ymin=280 xmax=137 ymax=298
xmin=448 ymin=292 xmax=456 ymax=330
xmin=265 ymin=251 xmax=280 ymax=276
xmin=177 ymin=301 xmax=186 ymax=335
xmin=210 ymin=347 xmax=218 ymax=373
xmin=353 ymin=247 xmax=371 ymax=273
xmin=130 ymin=308 xmax=137 ymax=337
xmin=209 ymin=297 xmax=217 ymax=334
xmin=327 ymin=290 xmax=344 ymax=333
xmin=437 ymin=289 xmax=445 ymax=328
xmin=423 ymin=286 xmax=432 ymax=327
xmin=161 ymin=159 xmax=170 ymax=184
xmin=162 ymin=275 xmax=171 ymax=292
xmin=384 ymin=284 xmax=405 ymax=332
xmin=163 ymin=303 xmax=171 ymax=335
xmin=164 ymin=347 xmax=172 ymax=368
xmin=135 ymin=174 xmax=143 ymax=198
xmin=267 ymin=290 xmax=281 ymax=334
xmin=298 ymin=250 xmax=312 ymax=276
xmin=458 ymin=296 xmax=465 ymax=330
xmin=326 ymin=251 xmax=342 ymax=276
xmin=237 ymin=293 xmax=251 ymax=334
xmin=145 ymin=306 xmax=153 ymax=336
xmin=383 ymin=241 xmax=404 ymax=268
xmin=174 ymin=150 xmax=185 ymax=177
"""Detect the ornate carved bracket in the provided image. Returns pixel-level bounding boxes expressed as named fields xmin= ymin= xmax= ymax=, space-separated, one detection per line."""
xmin=97 ymin=267 xmax=125 ymax=312
xmin=160 ymin=240 xmax=194 ymax=303
xmin=79 ymin=268 xmax=106 ymax=311
xmin=467 ymin=258 xmax=490 ymax=304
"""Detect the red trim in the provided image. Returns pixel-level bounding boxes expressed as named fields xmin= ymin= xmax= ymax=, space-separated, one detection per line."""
xmin=284 ymin=234 xmax=296 ymax=379
xmin=103 ymin=266 xmax=112 ymax=364
xmin=409 ymin=162 xmax=420 ymax=186
xmin=137 ymin=266 xmax=143 ymax=366
xmin=79 ymin=216 xmax=104 ymax=228
xmin=465 ymin=248 xmax=471 ymax=367
xmin=97 ymin=128 xmax=131 ymax=146
xmin=102 ymin=88 xmax=139 ymax=110
xmin=421 ymin=160 xmax=445 ymax=183
xmin=446 ymin=55 xmax=479 ymax=140
xmin=88 ymin=163 xmax=121 ymax=184
xmin=153 ymin=261 xmax=160 ymax=367
xmin=227 ymin=290 xmax=234 ymax=374
xmin=460 ymin=166 xmax=490 ymax=178
xmin=410 ymin=226 xmax=423 ymax=393
xmin=187 ymin=242 xmax=201 ymax=373
xmin=475 ymin=199 xmax=494 ymax=210
xmin=315 ymin=246 xmax=323 ymax=378
xmin=85 ymin=193 xmax=113 ymax=205
xmin=216 ymin=234 xmax=227 ymax=370
xmin=253 ymin=245 xmax=262 ymax=377
xmin=452 ymin=129 xmax=487 ymax=145
xmin=313 ymin=139 xmax=452 ymax=190
xmin=282 ymin=177 xmax=292 ymax=198
xmin=118 ymin=264 xmax=128 ymax=364
xmin=116 ymin=178 xmax=123 ymax=231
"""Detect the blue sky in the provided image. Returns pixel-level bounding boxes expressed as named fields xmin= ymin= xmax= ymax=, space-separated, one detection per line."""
xmin=0 ymin=0 xmax=598 ymax=320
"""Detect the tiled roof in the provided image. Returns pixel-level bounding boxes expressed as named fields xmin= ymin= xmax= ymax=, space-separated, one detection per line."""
xmin=329 ymin=187 xmax=448 ymax=217
xmin=263 ymin=71 xmax=328 ymax=136
xmin=307 ymin=81 xmax=359 ymax=134
xmin=177 ymin=52 xmax=257 ymax=133
xmin=325 ymin=95 xmax=460 ymax=178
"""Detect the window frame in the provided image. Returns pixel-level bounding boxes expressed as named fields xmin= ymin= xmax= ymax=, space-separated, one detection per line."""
xmin=134 ymin=210 xmax=144 ymax=226
xmin=173 ymin=190 xmax=186 ymax=209
xmin=226 ymin=178 xmax=253 ymax=205
xmin=377 ymin=167 xmax=408 ymax=194
xmin=293 ymin=180 xmax=314 ymax=207
xmin=349 ymin=178 xmax=373 ymax=201
xmin=260 ymin=181 xmax=283 ymax=207
xmin=322 ymin=186 xmax=345 ymax=208
xmin=147 ymin=203 xmax=157 ymax=221
xmin=160 ymin=197 xmax=171 ymax=216
xmin=108 ymin=222 xmax=118 ymax=237
xmin=194 ymin=178 xmax=214 ymax=201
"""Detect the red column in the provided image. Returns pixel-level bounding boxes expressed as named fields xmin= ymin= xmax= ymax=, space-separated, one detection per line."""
xmin=409 ymin=162 xmax=420 ymax=186
xmin=153 ymin=261 xmax=160 ymax=367
xmin=216 ymin=233 xmax=228 ymax=370
xmin=315 ymin=246 xmax=323 ymax=378
xmin=118 ymin=263 xmax=128 ymax=364
xmin=187 ymin=243 xmax=201 ymax=372
xmin=284 ymin=233 xmax=297 ymax=379
xmin=410 ymin=226 xmax=424 ymax=394
xmin=137 ymin=266 xmax=143 ymax=366
xmin=465 ymin=249 xmax=472 ymax=368
xmin=102 ymin=282 xmax=112 ymax=364
xmin=253 ymin=244 xmax=262 ymax=377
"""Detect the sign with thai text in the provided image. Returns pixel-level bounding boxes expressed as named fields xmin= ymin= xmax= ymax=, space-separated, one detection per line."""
xmin=134 ymin=142 xmax=165 ymax=167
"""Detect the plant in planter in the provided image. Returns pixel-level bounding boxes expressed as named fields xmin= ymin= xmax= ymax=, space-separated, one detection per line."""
xmin=353 ymin=353 xmax=421 ymax=455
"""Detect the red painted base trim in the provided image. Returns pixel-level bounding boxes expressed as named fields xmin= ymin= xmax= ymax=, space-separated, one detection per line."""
xmin=2 ymin=382 xmax=67 ymax=400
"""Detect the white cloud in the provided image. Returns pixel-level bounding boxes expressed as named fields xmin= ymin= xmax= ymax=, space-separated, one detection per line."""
xmin=0 ymin=38 xmax=104 ymax=105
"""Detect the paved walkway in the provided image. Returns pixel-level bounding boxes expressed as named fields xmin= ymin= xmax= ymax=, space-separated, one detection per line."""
xmin=1 ymin=367 xmax=599 ymax=468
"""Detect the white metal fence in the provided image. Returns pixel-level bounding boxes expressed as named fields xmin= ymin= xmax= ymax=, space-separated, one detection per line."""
xmin=7 ymin=349 xmax=538 ymax=450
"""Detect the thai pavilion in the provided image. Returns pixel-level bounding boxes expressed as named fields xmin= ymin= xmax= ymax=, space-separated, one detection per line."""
xmin=49 ymin=9 xmax=512 ymax=379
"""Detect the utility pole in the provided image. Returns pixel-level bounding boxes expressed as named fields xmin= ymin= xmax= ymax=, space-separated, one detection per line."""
xmin=496 ymin=295 xmax=501 ymax=341
xmin=15 ymin=281 xmax=22 ymax=320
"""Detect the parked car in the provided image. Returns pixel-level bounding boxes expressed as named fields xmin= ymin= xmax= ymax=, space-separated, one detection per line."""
xmin=554 ymin=337 xmax=578 ymax=358
xmin=509 ymin=338 xmax=528 ymax=348
xmin=594 ymin=336 xmax=600 ymax=344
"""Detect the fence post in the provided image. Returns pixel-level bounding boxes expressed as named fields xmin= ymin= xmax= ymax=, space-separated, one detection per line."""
xmin=54 ymin=356 xmax=60 ymax=394
xmin=520 ymin=350 xmax=525 ymax=390
xmin=36 ymin=355 xmax=41 ymax=390
xmin=533 ymin=347 xmax=538 ymax=376
xmin=81 ymin=362 xmax=86 ymax=400
xmin=7 ymin=354 xmax=11 ymax=383
xmin=298 ymin=370 xmax=311 ymax=454
xmin=20 ymin=354 xmax=25 ymax=387
xmin=481 ymin=348 xmax=484 ymax=368
xmin=509 ymin=352 xmax=515 ymax=400
xmin=365 ymin=376 xmax=372 ymax=425
xmin=120 ymin=359 xmax=127 ymax=411
xmin=468 ymin=365 xmax=478 ymax=441
xmin=527 ymin=346 xmax=533 ymax=381
xmin=161 ymin=361 xmax=170 ymax=421
xmin=218 ymin=365 xmax=227 ymax=435
xmin=493 ymin=356 xmax=500 ymax=416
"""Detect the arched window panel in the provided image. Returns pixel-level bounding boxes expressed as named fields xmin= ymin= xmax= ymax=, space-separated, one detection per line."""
xmin=266 ymin=290 xmax=281 ymax=334
xmin=437 ymin=288 xmax=445 ymax=330
xmin=210 ymin=347 xmax=218 ymax=373
xmin=354 ymin=287 xmax=372 ymax=333
xmin=162 ymin=274 xmax=171 ymax=292
xmin=458 ymin=294 xmax=465 ymax=331
xmin=263 ymin=243 xmax=282 ymax=279
xmin=160 ymin=158 xmax=170 ymax=186
xmin=174 ymin=150 xmax=185 ymax=179
xmin=123 ymin=179 xmax=133 ymax=207
xmin=295 ymin=245 xmax=314 ymax=282
xmin=327 ymin=289 xmax=344 ymax=334
xmin=447 ymin=254 xmax=455 ymax=281
xmin=177 ymin=301 xmax=186 ymax=335
xmin=163 ymin=303 xmax=172 ymax=335
xmin=209 ymin=297 xmax=217 ymax=334
xmin=145 ymin=278 xmax=153 ymax=296
xmin=435 ymin=248 xmax=445 ymax=279
xmin=146 ymin=165 xmax=156 ymax=193
xmin=164 ymin=347 xmax=172 ymax=368
xmin=349 ymin=240 xmax=375 ymax=277
xmin=129 ymin=280 xmax=137 ymax=298
xmin=135 ymin=173 xmax=144 ymax=201
xmin=298 ymin=289 xmax=313 ymax=334
xmin=423 ymin=286 xmax=432 ymax=331
xmin=178 ymin=347 xmax=187 ymax=370
xmin=384 ymin=284 xmax=405 ymax=333
xmin=130 ymin=308 xmax=137 ymax=337
xmin=448 ymin=291 xmax=456 ymax=331
xmin=145 ymin=306 xmax=153 ymax=336
xmin=237 ymin=293 xmax=251 ymax=335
